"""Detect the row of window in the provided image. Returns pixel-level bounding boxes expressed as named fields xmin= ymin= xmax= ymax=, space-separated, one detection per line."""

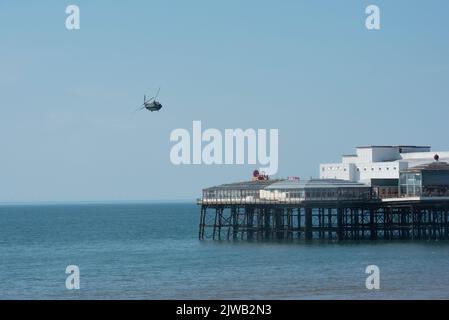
xmin=357 ymin=166 xmax=397 ymax=172
xmin=203 ymin=190 xmax=259 ymax=198
xmin=322 ymin=166 xmax=397 ymax=172
xmin=324 ymin=166 xmax=347 ymax=171
xmin=264 ymin=189 xmax=371 ymax=199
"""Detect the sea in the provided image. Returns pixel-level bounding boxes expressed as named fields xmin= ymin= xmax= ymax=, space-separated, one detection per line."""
xmin=0 ymin=202 xmax=448 ymax=300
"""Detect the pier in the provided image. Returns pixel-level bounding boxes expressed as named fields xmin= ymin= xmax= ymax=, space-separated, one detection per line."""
xmin=198 ymin=146 xmax=449 ymax=241
xmin=197 ymin=174 xmax=449 ymax=241
xmin=198 ymin=198 xmax=449 ymax=241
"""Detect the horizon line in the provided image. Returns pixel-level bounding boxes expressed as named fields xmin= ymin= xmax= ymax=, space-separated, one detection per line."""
xmin=0 ymin=199 xmax=197 ymax=206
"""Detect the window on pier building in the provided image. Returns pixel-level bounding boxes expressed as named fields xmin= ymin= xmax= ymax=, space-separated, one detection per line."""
xmin=399 ymin=172 xmax=422 ymax=197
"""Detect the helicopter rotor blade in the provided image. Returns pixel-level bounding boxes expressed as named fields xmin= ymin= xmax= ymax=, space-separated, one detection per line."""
xmin=134 ymin=104 xmax=146 ymax=113
xmin=143 ymin=88 xmax=160 ymax=103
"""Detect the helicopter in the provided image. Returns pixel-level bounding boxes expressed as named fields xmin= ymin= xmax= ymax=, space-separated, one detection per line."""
xmin=137 ymin=88 xmax=163 ymax=112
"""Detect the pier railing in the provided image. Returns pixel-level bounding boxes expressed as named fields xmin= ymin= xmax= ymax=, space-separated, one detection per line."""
xmin=197 ymin=198 xmax=300 ymax=205
xmin=197 ymin=196 xmax=373 ymax=205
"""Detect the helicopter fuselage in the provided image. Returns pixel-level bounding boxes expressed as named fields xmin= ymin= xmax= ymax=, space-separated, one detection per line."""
xmin=144 ymin=101 xmax=163 ymax=112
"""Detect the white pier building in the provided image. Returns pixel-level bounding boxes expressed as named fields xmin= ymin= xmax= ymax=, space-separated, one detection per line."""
xmin=320 ymin=145 xmax=449 ymax=184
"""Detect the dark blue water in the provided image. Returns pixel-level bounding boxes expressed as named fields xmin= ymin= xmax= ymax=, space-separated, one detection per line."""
xmin=0 ymin=203 xmax=448 ymax=299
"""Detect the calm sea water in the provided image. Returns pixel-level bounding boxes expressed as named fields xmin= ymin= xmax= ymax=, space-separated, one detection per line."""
xmin=0 ymin=203 xmax=448 ymax=300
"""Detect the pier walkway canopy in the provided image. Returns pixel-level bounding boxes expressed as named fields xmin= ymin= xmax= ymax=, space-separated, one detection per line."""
xmin=201 ymin=180 xmax=277 ymax=203
xmin=200 ymin=179 xmax=371 ymax=204
xmin=261 ymin=179 xmax=371 ymax=202
xmin=400 ymin=161 xmax=449 ymax=197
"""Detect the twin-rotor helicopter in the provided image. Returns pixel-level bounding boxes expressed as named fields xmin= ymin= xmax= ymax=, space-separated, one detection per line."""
xmin=136 ymin=88 xmax=163 ymax=112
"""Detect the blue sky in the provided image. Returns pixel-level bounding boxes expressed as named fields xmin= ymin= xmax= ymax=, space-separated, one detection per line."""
xmin=1 ymin=0 xmax=448 ymax=202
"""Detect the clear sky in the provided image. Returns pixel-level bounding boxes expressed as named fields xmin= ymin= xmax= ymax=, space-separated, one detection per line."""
xmin=1 ymin=0 xmax=448 ymax=203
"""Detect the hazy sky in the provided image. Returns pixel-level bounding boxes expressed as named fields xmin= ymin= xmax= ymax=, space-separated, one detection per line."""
xmin=1 ymin=0 xmax=448 ymax=202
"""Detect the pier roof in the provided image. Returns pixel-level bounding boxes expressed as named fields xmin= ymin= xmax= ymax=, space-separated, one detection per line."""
xmin=204 ymin=179 xmax=371 ymax=192
xmin=405 ymin=161 xmax=449 ymax=172
xmin=203 ymin=180 xmax=278 ymax=191
xmin=265 ymin=179 xmax=370 ymax=190
xmin=356 ymin=145 xmax=431 ymax=149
